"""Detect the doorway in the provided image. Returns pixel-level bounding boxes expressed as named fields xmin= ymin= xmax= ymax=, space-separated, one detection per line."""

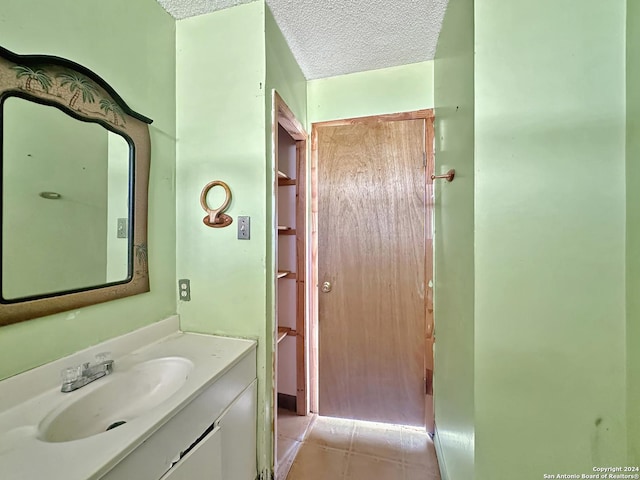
xmin=272 ymin=92 xmax=310 ymax=480
xmin=310 ymin=110 xmax=435 ymax=431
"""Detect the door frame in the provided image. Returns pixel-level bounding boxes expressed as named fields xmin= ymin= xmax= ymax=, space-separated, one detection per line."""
xmin=272 ymin=91 xmax=308 ymax=412
xmin=309 ymin=109 xmax=435 ymax=426
xmin=271 ymin=91 xmax=309 ymax=475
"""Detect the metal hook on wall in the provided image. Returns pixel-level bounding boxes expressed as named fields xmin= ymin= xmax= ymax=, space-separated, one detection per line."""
xmin=200 ymin=180 xmax=233 ymax=228
xmin=431 ymin=169 xmax=455 ymax=183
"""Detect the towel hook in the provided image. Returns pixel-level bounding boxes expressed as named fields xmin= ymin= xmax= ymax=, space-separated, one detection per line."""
xmin=431 ymin=169 xmax=455 ymax=183
xmin=200 ymin=180 xmax=233 ymax=228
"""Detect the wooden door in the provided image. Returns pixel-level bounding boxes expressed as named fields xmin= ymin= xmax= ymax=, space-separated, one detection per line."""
xmin=316 ymin=115 xmax=431 ymax=428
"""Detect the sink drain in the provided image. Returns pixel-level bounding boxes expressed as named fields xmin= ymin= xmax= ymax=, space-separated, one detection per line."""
xmin=106 ymin=421 xmax=127 ymax=431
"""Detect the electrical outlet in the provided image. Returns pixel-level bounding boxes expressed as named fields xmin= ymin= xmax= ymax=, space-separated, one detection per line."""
xmin=117 ymin=218 xmax=128 ymax=238
xmin=178 ymin=279 xmax=191 ymax=301
xmin=238 ymin=216 xmax=250 ymax=240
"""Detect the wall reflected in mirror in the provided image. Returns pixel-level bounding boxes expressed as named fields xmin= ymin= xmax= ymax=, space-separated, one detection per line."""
xmin=2 ymin=96 xmax=131 ymax=301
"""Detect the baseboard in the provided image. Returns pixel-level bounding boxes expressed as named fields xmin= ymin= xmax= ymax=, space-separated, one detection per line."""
xmin=277 ymin=393 xmax=297 ymax=412
xmin=434 ymin=425 xmax=449 ymax=480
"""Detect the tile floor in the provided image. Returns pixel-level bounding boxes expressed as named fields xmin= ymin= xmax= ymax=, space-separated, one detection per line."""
xmin=276 ymin=410 xmax=441 ymax=480
xmin=276 ymin=409 xmax=317 ymax=480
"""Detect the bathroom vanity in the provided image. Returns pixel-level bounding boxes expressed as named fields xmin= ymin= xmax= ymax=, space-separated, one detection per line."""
xmin=0 ymin=47 xmax=258 ymax=479
xmin=0 ymin=317 xmax=257 ymax=480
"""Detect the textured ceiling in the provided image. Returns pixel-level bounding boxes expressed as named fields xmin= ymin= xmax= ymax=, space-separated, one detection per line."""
xmin=157 ymin=0 xmax=448 ymax=80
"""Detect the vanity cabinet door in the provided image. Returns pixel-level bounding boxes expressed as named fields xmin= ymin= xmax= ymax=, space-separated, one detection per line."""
xmin=219 ymin=380 xmax=257 ymax=480
xmin=159 ymin=426 xmax=222 ymax=480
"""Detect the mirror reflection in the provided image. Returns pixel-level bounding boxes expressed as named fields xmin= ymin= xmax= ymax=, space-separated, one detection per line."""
xmin=2 ymin=96 xmax=131 ymax=301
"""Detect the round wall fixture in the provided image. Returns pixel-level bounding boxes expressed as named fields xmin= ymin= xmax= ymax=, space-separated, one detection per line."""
xmin=200 ymin=180 xmax=232 ymax=228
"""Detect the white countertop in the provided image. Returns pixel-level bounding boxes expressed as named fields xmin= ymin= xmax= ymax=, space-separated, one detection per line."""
xmin=0 ymin=318 xmax=256 ymax=480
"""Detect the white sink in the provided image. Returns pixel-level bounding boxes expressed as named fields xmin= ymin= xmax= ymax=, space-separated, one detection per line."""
xmin=0 ymin=322 xmax=257 ymax=480
xmin=38 ymin=357 xmax=193 ymax=443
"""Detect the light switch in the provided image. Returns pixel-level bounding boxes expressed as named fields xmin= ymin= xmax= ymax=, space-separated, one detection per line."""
xmin=117 ymin=218 xmax=128 ymax=238
xmin=238 ymin=216 xmax=250 ymax=240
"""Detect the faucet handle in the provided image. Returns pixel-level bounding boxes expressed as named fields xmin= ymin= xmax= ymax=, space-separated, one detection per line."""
xmin=95 ymin=352 xmax=112 ymax=364
xmin=61 ymin=366 xmax=81 ymax=384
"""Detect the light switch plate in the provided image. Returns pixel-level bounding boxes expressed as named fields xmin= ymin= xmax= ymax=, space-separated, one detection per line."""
xmin=117 ymin=218 xmax=128 ymax=238
xmin=238 ymin=216 xmax=250 ymax=240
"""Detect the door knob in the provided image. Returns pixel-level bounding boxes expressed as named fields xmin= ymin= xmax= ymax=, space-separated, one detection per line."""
xmin=321 ymin=282 xmax=332 ymax=293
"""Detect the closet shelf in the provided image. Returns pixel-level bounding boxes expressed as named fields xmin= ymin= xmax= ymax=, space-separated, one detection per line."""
xmin=277 ymin=226 xmax=296 ymax=235
xmin=277 ymin=327 xmax=290 ymax=344
xmin=277 ymin=271 xmax=296 ymax=280
xmin=278 ymin=171 xmax=296 ymax=186
xmin=277 ymin=327 xmax=298 ymax=344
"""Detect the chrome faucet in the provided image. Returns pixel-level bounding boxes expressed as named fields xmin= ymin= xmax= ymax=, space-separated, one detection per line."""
xmin=61 ymin=352 xmax=114 ymax=393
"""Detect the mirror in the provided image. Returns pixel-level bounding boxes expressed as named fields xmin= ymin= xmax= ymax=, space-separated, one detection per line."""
xmin=0 ymin=46 xmax=152 ymax=325
xmin=3 ymin=97 xmax=131 ymax=300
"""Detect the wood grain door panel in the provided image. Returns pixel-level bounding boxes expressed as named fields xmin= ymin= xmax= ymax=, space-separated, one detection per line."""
xmin=317 ymin=119 xmax=426 ymax=427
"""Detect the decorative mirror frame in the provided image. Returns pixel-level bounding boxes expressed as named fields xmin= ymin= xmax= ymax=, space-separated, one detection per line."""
xmin=0 ymin=46 xmax=152 ymax=326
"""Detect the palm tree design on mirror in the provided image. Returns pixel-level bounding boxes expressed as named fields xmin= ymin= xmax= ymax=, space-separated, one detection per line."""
xmin=0 ymin=46 xmax=153 ymax=326
xmin=11 ymin=65 xmax=53 ymax=93
xmin=135 ymin=243 xmax=148 ymax=274
xmin=99 ymin=98 xmax=126 ymax=127
xmin=56 ymin=72 xmax=98 ymax=110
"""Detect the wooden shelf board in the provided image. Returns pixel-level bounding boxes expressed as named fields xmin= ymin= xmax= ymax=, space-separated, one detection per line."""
xmin=277 ymin=327 xmax=298 ymax=344
xmin=277 ymin=271 xmax=296 ymax=279
xmin=278 ymin=178 xmax=296 ymax=186
xmin=277 ymin=327 xmax=290 ymax=344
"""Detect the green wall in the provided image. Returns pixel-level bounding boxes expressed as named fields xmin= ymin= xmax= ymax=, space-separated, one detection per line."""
xmin=266 ymin=6 xmax=307 ymax=128
xmin=5 ymin=2 xmax=631 ymax=477
xmin=265 ymin=3 xmax=308 ymax=472
xmin=307 ymin=61 xmax=433 ymax=124
xmin=175 ymin=1 xmax=267 ymax=470
xmin=627 ymin=0 xmax=640 ymax=465
xmin=474 ymin=1 xmax=626 ymax=477
xmin=432 ymin=0 xmax=475 ymax=478
xmin=0 ymin=0 xmax=176 ymax=381
xmin=176 ymin=2 xmax=307 ymax=474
